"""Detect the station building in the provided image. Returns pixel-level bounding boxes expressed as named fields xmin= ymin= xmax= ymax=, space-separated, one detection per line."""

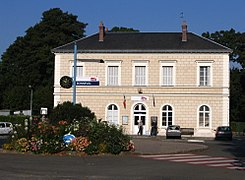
xmin=52 ymin=22 xmax=231 ymax=137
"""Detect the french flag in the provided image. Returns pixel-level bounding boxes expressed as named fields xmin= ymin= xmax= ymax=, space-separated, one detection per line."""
xmin=123 ymin=95 xmax=126 ymax=109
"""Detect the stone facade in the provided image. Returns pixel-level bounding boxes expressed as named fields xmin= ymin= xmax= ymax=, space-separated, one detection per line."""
xmin=54 ymin=52 xmax=230 ymax=137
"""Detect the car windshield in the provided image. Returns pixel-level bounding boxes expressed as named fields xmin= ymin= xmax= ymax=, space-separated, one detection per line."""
xmin=169 ymin=126 xmax=180 ymax=130
xmin=218 ymin=127 xmax=231 ymax=131
xmin=0 ymin=123 xmax=5 ymax=128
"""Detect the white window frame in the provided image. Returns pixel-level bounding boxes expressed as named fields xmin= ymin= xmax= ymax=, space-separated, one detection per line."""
xmin=105 ymin=61 xmax=121 ymax=86
xmin=159 ymin=61 xmax=176 ymax=86
xmin=196 ymin=61 xmax=213 ymax=87
xmin=70 ymin=61 xmax=85 ymax=80
xmin=161 ymin=104 xmax=174 ymax=127
xmin=132 ymin=60 xmax=149 ymax=86
xmin=106 ymin=104 xmax=119 ymax=125
xmin=198 ymin=105 xmax=211 ymax=128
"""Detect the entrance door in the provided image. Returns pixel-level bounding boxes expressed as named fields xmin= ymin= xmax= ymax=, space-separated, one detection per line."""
xmin=133 ymin=103 xmax=147 ymax=135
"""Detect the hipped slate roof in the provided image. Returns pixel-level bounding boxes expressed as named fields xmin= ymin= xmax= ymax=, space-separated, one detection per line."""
xmin=52 ymin=32 xmax=231 ymax=53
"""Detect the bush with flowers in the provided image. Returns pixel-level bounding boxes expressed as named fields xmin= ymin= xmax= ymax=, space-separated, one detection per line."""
xmin=4 ymin=119 xmax=133 ymax=155
xmin=3 ymin=102 xmax=134 ymax=155
xmin=68 ymin=136 xmax=91 ymax=152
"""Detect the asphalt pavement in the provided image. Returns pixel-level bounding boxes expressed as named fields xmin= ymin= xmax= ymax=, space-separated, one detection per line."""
xmin=130 ymin=135 xmax=208 ymax=155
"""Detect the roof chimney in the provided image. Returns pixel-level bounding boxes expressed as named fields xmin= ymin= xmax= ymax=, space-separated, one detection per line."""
xmin=99 ymin=22 xmax=105 ymax=42
xmin=181 ymin=21 xmax=187 ymax=42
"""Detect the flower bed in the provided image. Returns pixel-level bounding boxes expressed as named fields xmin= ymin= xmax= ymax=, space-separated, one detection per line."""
xmin=3 ymin=120 xmax=134 ymax=155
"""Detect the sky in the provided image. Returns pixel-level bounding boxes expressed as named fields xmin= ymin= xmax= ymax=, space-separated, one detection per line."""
xmin=1 ymin=0 xmax=245 ymax=57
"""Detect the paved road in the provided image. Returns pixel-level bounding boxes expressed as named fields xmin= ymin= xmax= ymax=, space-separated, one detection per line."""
xmin=0 ymin=135 xmax=244 ymax=179
xmin=139 ymin=153 xmax=245 ymax=171
xmin=0 ymin=152 xmax=245 ymax=179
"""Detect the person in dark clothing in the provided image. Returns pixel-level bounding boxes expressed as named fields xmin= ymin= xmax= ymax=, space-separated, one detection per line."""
xmin=137 ymin=120 xmax=143 ymax=135
xmin=150 ymin=119 xmax=158 ymax=136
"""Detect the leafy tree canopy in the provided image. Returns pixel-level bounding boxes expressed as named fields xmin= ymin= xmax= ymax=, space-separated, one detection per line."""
xmin=202 ymin=29 xmax=245 ymax=68
xmin=202 ymin=29 xmax=245 ymax=122
xmin=0 ymin=8 xmax=87 ymax=112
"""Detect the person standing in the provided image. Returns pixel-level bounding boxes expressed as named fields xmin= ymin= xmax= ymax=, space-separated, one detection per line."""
xmin=150 ymin=119 xmax=158 ymax=136
xmin=137 ymin=120 xmax=143 ymax=135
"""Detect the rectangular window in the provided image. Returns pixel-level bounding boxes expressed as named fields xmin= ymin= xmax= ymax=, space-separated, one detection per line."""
xmin=162 ymin=113 xmax=167 ymax=126
xmin=72 ymin=65 xmax=83 ymax=79
xmin=199 ymin=113 xmax=204 ymax=127
xmin=135 ymin=66 xmax=146 ymax=85
xmin=107 ymin=66 xmax=118 ymax=86
xmin=160 ymin=61 xmax=176 ymax=87
xmin=200 ymin=66 xmax=210 ymax=86
xmin=162 ymin=66 xmax=173 ymax=86
xmin=162 ymin=112 xmax=173 ymax=126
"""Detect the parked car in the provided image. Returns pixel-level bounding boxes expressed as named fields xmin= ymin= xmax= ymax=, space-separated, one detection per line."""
xmin=215 ymin=126 xmax=232 ymax=140
xmin=166 ymin=125 xmax=181 ymax=139
xmin=0 ymin=122 xmax=13 ymax=135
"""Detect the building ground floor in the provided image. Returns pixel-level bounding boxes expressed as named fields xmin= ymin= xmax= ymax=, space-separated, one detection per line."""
xmin=54 ymin=92 xmax=229 ymax=137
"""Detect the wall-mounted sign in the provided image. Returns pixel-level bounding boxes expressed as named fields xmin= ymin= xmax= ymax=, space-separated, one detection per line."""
xmin=40 ymin=107 xmax=48 ymax=115
xmin=131 ymin=96 xmax=149 ymax=101
xmin=76 ymin=76 xmax=99 ymax=86
xmin=122 ymin=116 xmax=128 ymax=125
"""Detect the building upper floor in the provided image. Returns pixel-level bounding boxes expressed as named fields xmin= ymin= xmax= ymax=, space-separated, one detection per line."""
xmin=53 ymin=22 xmax=232 ymax=91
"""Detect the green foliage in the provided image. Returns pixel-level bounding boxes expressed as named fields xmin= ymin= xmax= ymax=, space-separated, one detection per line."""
xmin=28 ymin=122 xmax=64 ymax=154
xmin=202 ymin=30 xmax=245 ymax=122
xmin=8 ymin=121 xmax=66 ymax=154
xmin=202 ymin=29 xmax=245 ymax=68
xmin=0 ymin=115 xmax=27 ymax=126
xmin=49 ymin=101 xmax=96 ymax=125
xmin=85 ymin=122 xmax=130 ymax=155
xmin=0 ymin=8 xmax=87 ymax=112
xmin=230 ymin=69 xmax=243 ymax=121
xmin=5 ymin=118 xmax=131 ymax=155
xmin=230 ymin=122 xmax=245 ymax=133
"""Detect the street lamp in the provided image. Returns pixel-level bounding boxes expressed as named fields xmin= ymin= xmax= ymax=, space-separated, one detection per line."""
xmin=73 ymin=41 xmax=77 ymax=105
xmin=28 ymin=85 xmax=33 ymax=116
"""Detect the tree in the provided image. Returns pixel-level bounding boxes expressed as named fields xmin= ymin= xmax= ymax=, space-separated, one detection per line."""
xmin=202 ymin=29 xmax=245 ymax=68
xmin=110 ymin=26 xmax=139 ymax=32
xmin=230 ymin=69 xmax=243 ymax=121
xmin=202 ymin=29 xmax=245 ymax=122
xmin=0 ymin=8 xmax=87 ymax=112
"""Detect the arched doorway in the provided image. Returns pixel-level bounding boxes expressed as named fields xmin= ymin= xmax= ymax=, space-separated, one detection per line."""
xmin=133 ymin=103 xmax=147 ymax=135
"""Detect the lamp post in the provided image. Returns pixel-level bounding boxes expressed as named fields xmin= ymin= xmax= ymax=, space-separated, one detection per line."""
xmin=28 ymin=85 xmax=33 ymax=117
xmin=73 ymin=41 xmax=77 ymax=105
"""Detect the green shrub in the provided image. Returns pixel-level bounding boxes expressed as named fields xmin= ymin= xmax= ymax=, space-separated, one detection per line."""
xmin=3 ymin=101 xmax=131 ymax=155
xmin=0 ymin=115 xmax=28 ymax=126
xmin=28 ymin=121 xmax=65 ymax=154
xmin=49 ymin=101 xmax=96 ymax=125
xmin=85 ymin=121 xmax=130 ymax=155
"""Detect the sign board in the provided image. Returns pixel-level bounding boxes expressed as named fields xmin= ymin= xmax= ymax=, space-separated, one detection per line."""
xmin=40 ymin=108 xmax=48 ymax=115
xmin=76 ymin=76 xmax=99 ymax=86
xmin=131 ymin=96 xmax=149 ymax=101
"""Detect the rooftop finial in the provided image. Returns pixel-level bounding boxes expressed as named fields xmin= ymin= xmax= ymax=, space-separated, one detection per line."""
xmin=180 ymin=12 xmax=184 ymax=19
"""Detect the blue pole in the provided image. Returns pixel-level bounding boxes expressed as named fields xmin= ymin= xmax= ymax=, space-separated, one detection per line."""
xmin=73 ymin=41 xmax=77 ymax=105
